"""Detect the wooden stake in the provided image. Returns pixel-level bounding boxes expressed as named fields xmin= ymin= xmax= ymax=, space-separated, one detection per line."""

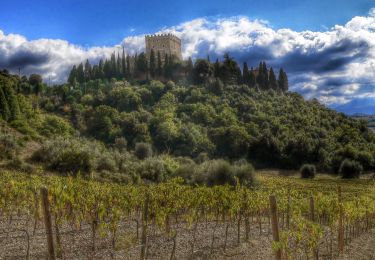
xmin=310 ymin=196 xmax=315 ymax=222
xmin=141 ymin=193 xmax=149 ymax=260
xmin=40 ymin=187 xmax=55 ymax=260
xmin=310 ymin=196 xmax=318 ymax=259
xmin=338 ymin=186 xmax=344 ymax=254
xmin=269 ymin=195 xmax=281 ymax=260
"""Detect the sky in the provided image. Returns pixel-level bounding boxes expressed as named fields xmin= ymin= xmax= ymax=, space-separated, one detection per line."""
xmin=0 ymin=0 xmax=375 ymax=114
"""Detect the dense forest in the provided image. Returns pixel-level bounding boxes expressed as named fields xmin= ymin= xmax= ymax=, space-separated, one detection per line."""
xmin=0 ymin=52 xmax=374 ymax=184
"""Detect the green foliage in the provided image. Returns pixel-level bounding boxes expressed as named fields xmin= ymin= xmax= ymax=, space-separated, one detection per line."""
xmin=38 ymin=115 xmax=74 ymax=137
xmin=0 ymin=132 xmax=19 ymax=160
xmin=32 ymin=137 xmax=116 ymax=175
xmin=137 ymin=157 xmax=166 ymax=183
xmin=339 ymin=159 xmax=363 ymax=179
xmin=300 ymin=164 xmax=316 ymax=179
xmin=135 ymin=142 xmax=153 ymax=160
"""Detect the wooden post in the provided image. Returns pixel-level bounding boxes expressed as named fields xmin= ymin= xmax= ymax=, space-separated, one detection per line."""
xmin=286 ymin=188 xmax=291 ymax=229
xmin=141 ymin=193 xmax=149 ymax=260
xmin=338 ymin=186 xmax=344 ymax=254
xmin=269 ymin=195 xmax=281 ymax=260
xmin=310 ymin=196 xmax=318 ymax=259
xmin=40 ymin=187 xmax=55 ymax=260
xmin=309 ymin=196 xmax=315 ymax=222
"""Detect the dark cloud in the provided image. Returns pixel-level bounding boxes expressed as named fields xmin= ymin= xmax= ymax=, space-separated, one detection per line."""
xmin=274 ymin=39 xmax=369 ymax=74
xmin=2 ymin=50 xmax=50 ymax=69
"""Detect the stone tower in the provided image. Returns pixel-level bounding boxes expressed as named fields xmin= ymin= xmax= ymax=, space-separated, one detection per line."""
xmin=145 ymin=34 xmax=182 ymax=61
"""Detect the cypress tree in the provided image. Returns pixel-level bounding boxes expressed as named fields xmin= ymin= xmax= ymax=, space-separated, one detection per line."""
xmin=269 ymin=67 xmax=278 ymax=90
xmin=249 ymin=68 xmax=256 ymax=87
xmin=76 ymin=63 xmax=85 ymax=83
xmin=187 ymin=57 xmax=194 ymax=81
xmin=243 ymin=62 xmax=249 ymax=85
xmin=278 ymin=68 xmax=289 ymax=92
xmin=117 ymin=53 xmax=122 ymax=79
xmin=110 ymin=53 xmax=116 ymax=78
xmin=263 ymin=62 xmax=269 ymax=90
xmin=149 ymin=49 xmax=156 ymax=78
xmin=164 ymin=54 xmax=169 ymax=78
xmin=68 ymin=65 xmax=77 ymax=85
xmin=98 ymin=59 xmax=105 ymax=79
xmin=126 ymin=54 xmax=131 ymax=79
xmin=0 ymin=86 xmax=10 ymax=121
xmin=157 ymin=51 xmax=162 ymax=76
xmin=84 ymin=59 xmax=92 ymax=82
xmin=122 ymin=47 xmax=126 ymax=78
xmin=3 ymin=85 xmax=20 ymax=121
xmin=104 ymin=59 xmax=112 ymax=79
xmin=214 ymin=58 xmax=220 ymax=78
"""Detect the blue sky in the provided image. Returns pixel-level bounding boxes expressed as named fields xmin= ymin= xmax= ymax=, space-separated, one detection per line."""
xmin=1 ymin=0 xmax=374 ymax=46
xmin=0 ymin=1 xmax=375 ymax=114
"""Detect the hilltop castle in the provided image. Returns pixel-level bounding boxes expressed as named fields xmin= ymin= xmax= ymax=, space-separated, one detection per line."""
xmin=145 ymin=34 xmax=182 ymax=61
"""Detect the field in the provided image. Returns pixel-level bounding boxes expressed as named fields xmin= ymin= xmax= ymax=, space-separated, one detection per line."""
xmin=0 ymin=170 xmax=374 ymax=259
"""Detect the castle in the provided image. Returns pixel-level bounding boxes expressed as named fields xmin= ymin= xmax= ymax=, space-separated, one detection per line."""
xmin=145 ymin=34 xmax=182 ymax=61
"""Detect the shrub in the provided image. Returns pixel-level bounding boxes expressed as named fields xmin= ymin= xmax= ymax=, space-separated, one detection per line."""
xmin=195 ymin=152 xmax=209 ymax=164
xmin=114 ymin=137 xmax=127 ymax=152
xmin=137 ymin=157 xmax=166 ymax=183
xmin=0 ymin=133 xmax=19 ymax=160
xmin=300 ymin=164 xmax=316 ymax=179
xmin=7 ymin=157 xmax=34 ymax=173
xmin=135 ymin=142 xmax=153 ymax=160
xmin=32 ymin=137 xmax=117 ymax=175
xmin=38 ymin=115 xmax=73 ymax=137
xmin=234 ymin=163 xmax=255 ymax=186
xmin=206 ymin=160 xmax=235 ymax=186
xmin=339 ymin=159 xmax=363 ymax=179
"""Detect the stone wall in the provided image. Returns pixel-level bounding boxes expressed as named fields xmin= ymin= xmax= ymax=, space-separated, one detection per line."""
xmin=145 ymin=34 xmax=182 ymax=61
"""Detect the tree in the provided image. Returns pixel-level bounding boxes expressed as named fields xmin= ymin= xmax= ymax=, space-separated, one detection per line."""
xmin=193 ymin=59 xmax=213 ymax=85
xmin=29 ymin=74 xmax=44 ymax=95
xmin=76 ymin=63 xmax=85 ymax=83
xmin=2 ymin=85 xmax=20 ymax=120
xmin=249 ymin=68 xmax=256 ymax=88
xmin=157 ymin=51 xmax=163 ymax=77
xmin=0 ymin=86 xmax=10 ymax=121
xmin=219 ymin=53 xmax=241 ymax=85
xmin=186 ymin=57 xmax=194 ymax=81
xmin=242 ymin=62 xmax=250 ymax=85
xmin=84 ymin=59 xmax=92 ymax=81
xmin=269 ymin=67 xmax=278 ymax=90
xmin=136 ymin=52 xmax=148 ymax=78
xmin=117 ymin=53 xmax=122 ymax=78
xmin=278 ymin=68 xmax=289 ymax=92
xmin=163 ymin=54 xmax=169 ymax=78
xmin=121 ymin=47 xmax=126 ymax=78
xmin=214 ymin=58 xmax=220 ymax=78
xmin=110 ymin=53 xmax=117 ymax=78
xmin=29 ymin=74 xmax=43 ymax=86
xmin=68 ymin=66 xmax=77 ymax=85
xmin=149 ymin=49 xmax=156 ymax=78
xmin=126 ymin=54 xmax=131 ymax=79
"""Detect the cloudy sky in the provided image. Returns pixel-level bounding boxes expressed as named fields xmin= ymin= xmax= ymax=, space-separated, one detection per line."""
xmin=0 ymin=0 xmax=374 ymax=114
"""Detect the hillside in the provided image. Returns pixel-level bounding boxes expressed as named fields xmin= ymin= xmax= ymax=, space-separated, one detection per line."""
xmin=1 ymin=68 xmax=375 ymax=182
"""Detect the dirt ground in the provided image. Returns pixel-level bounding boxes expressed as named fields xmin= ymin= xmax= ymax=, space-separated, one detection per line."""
xmin=338 ymin=229 xmax=375 ymax=260
xmin=1 ymin=215 xmax=374 ymax=260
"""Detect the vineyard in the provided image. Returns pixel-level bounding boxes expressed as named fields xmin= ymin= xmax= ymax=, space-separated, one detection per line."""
xmin=0 ymin=170 xmax=374 ymax=259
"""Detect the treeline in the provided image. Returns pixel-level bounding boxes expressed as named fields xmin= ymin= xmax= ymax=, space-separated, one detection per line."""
xmin=68 ymin=52 xmax=288 ymax=92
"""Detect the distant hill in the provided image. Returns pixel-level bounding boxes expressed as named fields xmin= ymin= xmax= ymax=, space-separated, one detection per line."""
xmin=333 ymin=97 xmax=375 ymax=115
